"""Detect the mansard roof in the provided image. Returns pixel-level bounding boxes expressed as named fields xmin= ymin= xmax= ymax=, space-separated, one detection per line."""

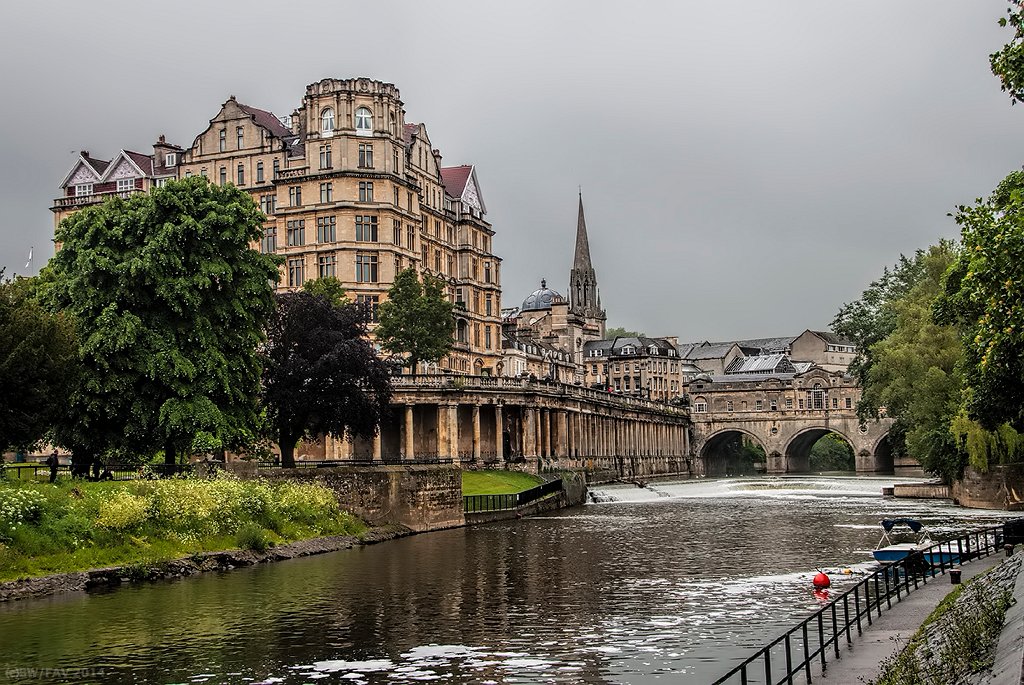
xmin=583 ymin=336 xmax=677 ymax=357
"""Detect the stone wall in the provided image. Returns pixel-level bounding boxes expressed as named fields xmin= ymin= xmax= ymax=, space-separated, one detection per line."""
xmin=893 ymin=483 xmax=952 ymax=500
xmin=239 ymin=465 xmax=464 ymax=532
xmin=953 ymin=464 xmax=1024 ymax=511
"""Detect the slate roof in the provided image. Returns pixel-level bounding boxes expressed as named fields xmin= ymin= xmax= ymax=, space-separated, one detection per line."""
xmin=682 ymin=342 xmax=740 ymax=360
xmin=83 ymin=154 xmax=110 ymax=176
xmin=403 ymin=123 xmax=418 ymax=145
xmin=583 ymin=336 xmax=677 ymax=357
xmin=705 ymin=373 xmax=798 ymax=384
xmin=237 ymin=103 xmax=292 ymax=139
xmin=123 ymin=150 xmax=154 ymax=175
xmin=809 ymin=330 xmax=856 ymax=347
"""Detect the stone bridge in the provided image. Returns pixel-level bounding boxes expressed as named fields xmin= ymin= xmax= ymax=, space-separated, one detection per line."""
xmin=687 ymin=368 xmax=915 ymax=475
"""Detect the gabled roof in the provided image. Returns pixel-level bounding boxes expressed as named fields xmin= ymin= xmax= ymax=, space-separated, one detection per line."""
xmin=403 ymin=123 xmax=419 ymax=145
xmin=806 ymin=330 xmax=856 ymax=347
xmin=99 ymin=150 xmax=151 ymax=182
xmin=440 ymin=165 xmax=472 ymax=197
xmin=237 ymin=102 xmax=292 ymax=139
xmin=59 ymin=153 xmax=110 ymax=188
xmin=682 ymin=341 xmax=742 ymax=361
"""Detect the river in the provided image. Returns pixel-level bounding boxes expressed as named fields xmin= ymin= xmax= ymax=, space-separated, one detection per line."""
xmin=0 ymin=475 xmax=1015 ymax=684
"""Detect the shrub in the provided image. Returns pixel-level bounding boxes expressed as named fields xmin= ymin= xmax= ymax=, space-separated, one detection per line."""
xmin=235 ymin=523 xmax=270 ymax=553
xmin=96 ymin=491 xmax=150 ymax=531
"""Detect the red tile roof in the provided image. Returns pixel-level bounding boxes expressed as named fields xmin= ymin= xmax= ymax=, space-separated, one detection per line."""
xmin=440 ymin=165 xmax=472 ymax=198
xmin=83 ymin=154 xmax=110 ymax=176
xmin=403 ymin=123 xmax=418 ymax=145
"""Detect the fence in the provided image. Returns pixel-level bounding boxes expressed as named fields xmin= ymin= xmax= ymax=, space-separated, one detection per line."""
xmin=463 ymin=478 xmax=564 ymax=513
xmin=711 ymin=524 xmax=1005 ymax=684
xmin=255 ymin=457 xmax=455 ymax=469
xmin=2 ymin=463 xmax=193 ymax=482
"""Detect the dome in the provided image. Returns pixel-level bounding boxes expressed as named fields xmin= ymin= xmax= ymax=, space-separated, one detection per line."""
xmin=521 ymin=279 xmax=562 ymax=312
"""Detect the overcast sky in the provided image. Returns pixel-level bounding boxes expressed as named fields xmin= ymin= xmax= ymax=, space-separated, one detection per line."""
xmin=2 ymin=1 xmax=1021 ymax=342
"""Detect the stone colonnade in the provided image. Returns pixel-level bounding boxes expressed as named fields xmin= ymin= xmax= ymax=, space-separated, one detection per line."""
xmin=319 ymin=377 xmax=691 ymax=477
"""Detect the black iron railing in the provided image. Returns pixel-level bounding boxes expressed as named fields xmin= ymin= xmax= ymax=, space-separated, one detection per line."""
xmin=2 ymin=463 xmax=193 ymax=481
xmin=711 ymin=524 xmax=1004 ymax=685
xmin=256 ymin=457 xmax=455 ymax=469
xmin=463 ymin=478 xmax=564 ymax=513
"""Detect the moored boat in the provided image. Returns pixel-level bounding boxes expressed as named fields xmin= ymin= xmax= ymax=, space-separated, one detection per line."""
xmin=871 ymin=518 xmax=957 ymax=565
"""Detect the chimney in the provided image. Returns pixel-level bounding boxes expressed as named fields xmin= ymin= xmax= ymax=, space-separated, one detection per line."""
xmin=80 ymin=150 xmax=89 ymax=158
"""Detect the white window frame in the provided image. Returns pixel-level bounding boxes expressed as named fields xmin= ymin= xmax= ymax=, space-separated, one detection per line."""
xmin=75 ymin=183 xmax=93 ymax=196
xmin=164 ymin=153 xmax=177 ymax=166
xmin=321 ymin=108 xmax=335 ymax=134
xmin=355 ymin=107 xmax=373 ymax=134
xmin=117 ymin=178 xmax=135 ymax=193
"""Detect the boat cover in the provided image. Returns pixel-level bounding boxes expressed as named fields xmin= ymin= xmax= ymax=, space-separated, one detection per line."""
xmin=881 ymin=518 xmax=923 ymax=533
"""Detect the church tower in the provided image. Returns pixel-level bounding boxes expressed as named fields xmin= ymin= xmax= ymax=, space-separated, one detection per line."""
xmin=568 ymin=193 xmax=606 ymax=337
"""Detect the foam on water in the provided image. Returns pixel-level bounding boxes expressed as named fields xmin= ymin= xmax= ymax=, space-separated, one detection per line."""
xmin=589 ymin=474 xmax=907 ymax=504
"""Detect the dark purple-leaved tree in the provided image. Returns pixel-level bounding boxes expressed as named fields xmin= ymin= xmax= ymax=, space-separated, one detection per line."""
xmin=262 ymin=291 xmax=393 ymax=467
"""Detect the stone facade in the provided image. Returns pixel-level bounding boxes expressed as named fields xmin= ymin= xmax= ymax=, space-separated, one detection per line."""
xmin=581 ymin=336 xmax=685 ymax=401
xmin=52 ymin=77 xmax=503 ymax=376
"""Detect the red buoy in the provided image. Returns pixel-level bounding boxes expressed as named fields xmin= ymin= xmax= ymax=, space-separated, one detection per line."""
xmin=813 ymin=572 xmax=831 ymax=589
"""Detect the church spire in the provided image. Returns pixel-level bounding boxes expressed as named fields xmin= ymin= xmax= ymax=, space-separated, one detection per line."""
xmin=573 ymin=191 xmax=593 ymax=272
xmin=568 ymin=192 xmax=605 ymax=330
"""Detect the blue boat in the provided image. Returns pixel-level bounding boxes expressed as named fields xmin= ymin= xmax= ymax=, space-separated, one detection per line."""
xmin=872 ymin=518 xmax=937 ymax=561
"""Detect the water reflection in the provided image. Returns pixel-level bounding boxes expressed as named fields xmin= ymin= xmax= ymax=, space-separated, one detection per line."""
xmin=0 ymin=476 xmax=1014 ymax=684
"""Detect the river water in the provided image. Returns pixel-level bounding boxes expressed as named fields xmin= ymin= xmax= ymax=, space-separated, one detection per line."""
xmin=0 ymin=475 xmax=1015 ymax=684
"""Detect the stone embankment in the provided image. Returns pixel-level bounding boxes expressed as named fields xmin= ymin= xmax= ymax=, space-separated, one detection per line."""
xmin=0 ymin=525 xmax=411 ymax=604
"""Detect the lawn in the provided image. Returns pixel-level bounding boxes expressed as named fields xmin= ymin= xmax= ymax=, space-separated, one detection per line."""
xmin=462 ymin=469 xmax=544 ymax=495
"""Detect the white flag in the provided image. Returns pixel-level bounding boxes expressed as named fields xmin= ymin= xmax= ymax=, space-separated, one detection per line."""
xmin=24 ymin=246 xmax=33 ymax=270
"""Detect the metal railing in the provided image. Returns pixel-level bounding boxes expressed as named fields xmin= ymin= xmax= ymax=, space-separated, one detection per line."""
xmin=463 ymin=477 xmax=564 ymax=513
xmin=256 ymin=457 xmax=455 ymax=468
xmin=3 ymin=463 xmax=192 ymax=481
xmin=711 ymin=524 xmax=1004 ymax=684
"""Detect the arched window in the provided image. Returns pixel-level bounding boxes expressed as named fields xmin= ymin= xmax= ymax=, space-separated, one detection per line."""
xmin=694 ymin=397 xmax=708 ymax=413
xmin=321 ymin=108 xmax=335 ymax=133
xmin=355 ymin=107 xmax=372 ymax=133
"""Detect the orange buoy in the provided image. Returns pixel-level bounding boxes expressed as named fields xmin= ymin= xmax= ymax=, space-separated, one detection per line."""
xmin=812 ymin=572 xmax=831 ymax=589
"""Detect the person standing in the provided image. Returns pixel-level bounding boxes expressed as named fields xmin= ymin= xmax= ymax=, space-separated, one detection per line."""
xmin=45 ymin=451 xmax=59 ymax=483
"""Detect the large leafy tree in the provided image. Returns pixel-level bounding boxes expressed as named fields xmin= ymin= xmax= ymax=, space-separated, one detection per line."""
xmin=861 ymin=243 xmax=966 ymax=482
xmin=40 ymin=176 xmax=279 ymax=464
xmin=991 ymin=1 xmax=1024 ymax=105
xmin=375 ymin=268 xmax=455 ymax=372
xmin=605 ymin=326 xmax=646 ymax=339
xmin=0 ymin=273 xmax=78 ymax=452
xmin=262 ymin=292 xmax=393 ymax=467
xmin=936 ymin=171 xmax=1024 ymax=431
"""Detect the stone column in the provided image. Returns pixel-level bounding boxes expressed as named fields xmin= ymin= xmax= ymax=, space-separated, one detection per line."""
xmin=372 ymin=432 xmax=382 ymax=462
xmin=449 ymin=403 xmax=460 ymax=466
xmin=523 ymin=407 xmax=536 ymax=458
xmin=436 ymin=404 xmax=448 ymax=460
xmin=404 ymin=405 xmax=415 ymax=461
xmin=541 ymin=409 xmax=551 ymax=458
xmin=557 ymin=411 xmax=569 ymax=458
xmin=472 ymin=404 xmax=481 ymax=465
xmin=495 ymin=404 xmax=504 ymax=464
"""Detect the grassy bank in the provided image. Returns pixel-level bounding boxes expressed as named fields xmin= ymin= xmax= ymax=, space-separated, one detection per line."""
xmin=462 ymin=470 xmax=543 ymax=495
xmin=0 ymin=476 xmax=366 ymax=582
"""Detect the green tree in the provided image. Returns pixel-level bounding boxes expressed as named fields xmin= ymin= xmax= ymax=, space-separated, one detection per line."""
xmin=858 ymin=243 xmax=966 ymax=482
xmin=991 ymin=1 xmax=1024 ymax=105
xmin=833 ymin=251 xmax=927 ymax=394
xmin=605 ymin=326 xmax=645 ymax=339
xmin=39 ymin=176 xmax=280 ymax=464
xmin=0 ymin=273 xmax=78 ymax=452
xmin=302 ymin=277 xmax=348 ymax=307
xmin=375 ymin=268 xmax=455 ymax=372
xmin=936 ymin=171 xmax=1024 ymax=433
xmin=262 ymin=291 xmax=393 ymax=468
xmin=808 ymin=434 xmax=855 ymax=472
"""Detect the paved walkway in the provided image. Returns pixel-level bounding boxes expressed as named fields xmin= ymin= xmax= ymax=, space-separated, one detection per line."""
xmin=810 ymin=553 xmax=1007 ymax=684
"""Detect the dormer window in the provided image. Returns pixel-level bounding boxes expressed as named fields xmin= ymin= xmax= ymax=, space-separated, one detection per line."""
xmin=165 ymin=153 xmax=177 ymax=167
xmin=321 ymin=108 xmax=335 ymax=134
xmin=622 ymin=345 xmax=636 ymax=355
xmin=648 ymin=346 xmax=658 ymax=354
xmin=355 ymin=107 xmax=372 ymax=134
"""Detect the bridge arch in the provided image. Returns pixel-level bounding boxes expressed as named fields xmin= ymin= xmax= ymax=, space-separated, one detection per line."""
xmin=700 ymin=428 xmax=769 ymax=476
xmin=783 ymin=426 xmax=855 ymax=473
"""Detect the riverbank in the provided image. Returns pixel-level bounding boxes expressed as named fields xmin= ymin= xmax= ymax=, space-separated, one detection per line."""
xmin=0 ymin=476 xmax=367 ymax=585
xmin=0 ymin=524 xmax=411 ymax=603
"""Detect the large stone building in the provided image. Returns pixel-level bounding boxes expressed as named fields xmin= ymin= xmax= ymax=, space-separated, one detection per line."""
xmin=52 ymin=77 xmax=503 ymax=376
